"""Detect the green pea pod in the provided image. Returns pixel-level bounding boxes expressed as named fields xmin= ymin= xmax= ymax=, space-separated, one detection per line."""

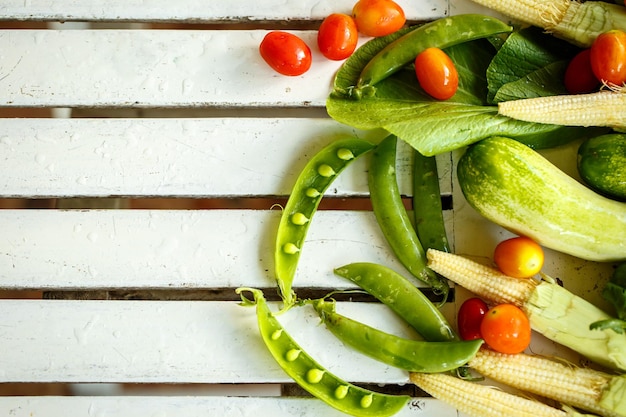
xmin=275 ymin=138 xmax=375 ymax=307
xmin=314 ymin=299 xmax=482 ymax=373
xmin=354 ymin=14 xmax=512 ymax=97
xmin=368 ymin=135 xmax=448 ymax=299
xmin=236 ymin=288 xmax=411 ymax=417
xmin=334 ymin=262 xmax=458 ymax=342
xmin=412 ymin=149 xmax=450 ymax=253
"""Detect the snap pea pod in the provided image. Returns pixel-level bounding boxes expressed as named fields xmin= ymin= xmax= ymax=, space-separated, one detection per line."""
xmin=368 ymin=134 xmax=448 ymax=299
xmin=334 ymin=262 xmax=458 ymax=342
xmin=354 ymin=14 xmax=513 ymax=97
xmin=412 ymin=150 xmax=450 ymax=253
xmin=236 ymin=288 xmax=410 ymax=417
xmin=314 ymin=299 xmax=482 ymax=373
xmin=275 ymin=138 xmax=375 ymax=307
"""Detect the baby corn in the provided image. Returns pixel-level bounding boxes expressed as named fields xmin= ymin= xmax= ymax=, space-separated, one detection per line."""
xmin=426 ymin=249 xmax=626 ymax=372
xmin=410 ymin=372 xmax=570 ymax=417
xmin=470 ymin=0 xmax=626 ymax=47
xmin=469 ymin=349 xmax=626 ymax=417
xmin=498 ymin=91 xmax=626 ymax=132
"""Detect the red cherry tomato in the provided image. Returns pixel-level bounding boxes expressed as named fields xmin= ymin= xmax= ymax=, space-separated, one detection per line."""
xmin=317 ymin=13 xmax=358 ymax=61
xmin=457 ymin=297 xmax=489 ymax=341
xmin=564 ymin=49 xmax=600 ymax=94
xmin=259 ymin=31 xmax=312 ymax=76
xmin=590 ymin=29 xmax=626 ymax=86
xmin=352 ymin=0 xmax=406 ymax=37
xmin=414 ymin=47 xmax=459 ymax=100
xmin=480 ymin=304 xmax=531 ymax=354
xmin=493 ymin=236 xmax=544 ymax=278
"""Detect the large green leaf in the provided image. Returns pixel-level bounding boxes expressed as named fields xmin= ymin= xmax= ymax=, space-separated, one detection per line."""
xmin=327 ymin=28 xmax=587 ymax=156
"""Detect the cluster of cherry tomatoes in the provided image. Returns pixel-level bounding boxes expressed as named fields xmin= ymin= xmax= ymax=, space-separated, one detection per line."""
xmin=258 ymin=0 xmax=459 ymax=100
xmin=259 ymin=0 xmax=406 ymax=76
xmin=565 ymin=29 xmax=626 ymax=94
xmin=457 ymin=236 xmax=544 ymax=354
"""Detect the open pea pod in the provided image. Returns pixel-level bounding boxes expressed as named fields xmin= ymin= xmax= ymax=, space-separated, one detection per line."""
xmin=274 ymin=137 xmax=375 ymax=307
xmin=237 ymin=288 xmax=411 ymax=417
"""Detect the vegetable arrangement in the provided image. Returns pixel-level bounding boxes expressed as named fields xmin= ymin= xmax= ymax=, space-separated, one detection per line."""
xmin=246 ymin=1 xmax=626 ymax=416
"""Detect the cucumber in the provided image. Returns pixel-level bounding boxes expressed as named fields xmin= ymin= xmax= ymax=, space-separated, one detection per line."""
xmin=578 ymin=133 xmax=626 ymax=202
xmin=457 ymin=136 xmax=626 ymax=262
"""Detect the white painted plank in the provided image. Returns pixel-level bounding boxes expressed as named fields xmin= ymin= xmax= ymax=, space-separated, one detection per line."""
xmin=0 ymin=0 xmax=448 ymax=22
xmin=0 ymin=30 xmax=351 ymax=108
xmin=0 ymin=209 xmax=420 ymax=290
xmin=0 ymin=118 xmax=449 ymax=198
xmin=0 ymin=299 xmax=421 ymax=384
xmin=0 ymin=396 xmax=465 ymax=417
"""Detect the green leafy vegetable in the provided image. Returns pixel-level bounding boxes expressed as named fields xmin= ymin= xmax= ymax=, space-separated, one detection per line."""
xmin=486 ymin=27 xmax=579 ymax=103
xmin=327 ymin=25 xmax=591 ymax=156
xmin=591 ymin=263 xmax=626 ymax=334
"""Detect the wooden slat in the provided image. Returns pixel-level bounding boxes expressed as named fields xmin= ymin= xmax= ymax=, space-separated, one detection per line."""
xmin=0 ymin=299 xmax=430 ymax=384
xmin=0 ymin=209 xmax=447 ymax=290
xmin=0 ymin=396 xmax=464 ymax=417
xmin=0 ymin=118 xmax=445 ymax=198
xmin=0 ymin=0 xmax=448 ymax=22
xmin=0 ymin=29 xmax=348 ymax=108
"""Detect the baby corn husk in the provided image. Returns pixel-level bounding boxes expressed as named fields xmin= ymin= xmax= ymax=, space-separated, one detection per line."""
xmin=498 ymin=91 xmax=626 ymax=132
xmin=410 ymin=372 xmax=570 ymax=417
xmin=470 ymin=0 xmax=626 ymax=47
xmin=426 ymin=249 xmax=626 ymax=372
xmin=469 ymin=349 xmax=626 ymax=417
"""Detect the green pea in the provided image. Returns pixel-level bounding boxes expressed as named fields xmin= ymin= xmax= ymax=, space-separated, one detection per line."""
xmin=368 ymin=134 xmax=449 ymax=300
xmin=274 ymin=138 xmax=375 ymax=307
xmin=354 ymin=14 xmax=512 ymax=97
xmin=291 ymin=212 xmax=309 ymax=226
xmin=236 ymin=288 xmax=410 ymax=417
xmin=314 ymin=299 xmax=483 ymax=373
xmin=286 ymin=349 xmax=301 ymax=362
xmin=334 ymin=262 xmax=458 ymax=342
xmin=412 ymin=149 xmax=450 ymax=253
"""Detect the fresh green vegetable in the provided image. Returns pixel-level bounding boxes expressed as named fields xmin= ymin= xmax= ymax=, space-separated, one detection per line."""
xmin=457 ymin=136 xmax=626 ymax=262
xmin=427 ymin=249 xmax=626 ymax=372
xmin=351 ymin=14 xmax=512 ymax=98
xmin=328 ymin=23 xmax=594 ymax=155
xmin=274 ymin=138 xmax=375 ymax=307
xmin=368 ymin=135 xmax=448 ymax=298
xmin=333 ymin=262 xmax=457 ymax=341
xmin=591 ymin=263 xmax=626 ymax=333
xmin=313 ymin=299 xmax=483 ymax=373
xmin=412 ymin=150 xmax=450 ymax=253
xmin=469 ymin=0 xmax=626 ymax=47
xmin=486 ymin=27 xmax=578 ymax=104
xmin=578 ymin=133 xmax=626 ymax=201
xmin=236 ymin=288 xmax=410 ymax=416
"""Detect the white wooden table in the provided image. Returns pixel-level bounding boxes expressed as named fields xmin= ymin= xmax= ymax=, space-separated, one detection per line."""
xmin=0 ymin=1 xmax=616 ymax=416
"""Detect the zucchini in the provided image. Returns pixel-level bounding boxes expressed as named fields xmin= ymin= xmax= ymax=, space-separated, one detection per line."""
xmin=457 ymin=136 xmax=626 ymax=262
xmin=578 ymin=133 xmax=626 ymax=202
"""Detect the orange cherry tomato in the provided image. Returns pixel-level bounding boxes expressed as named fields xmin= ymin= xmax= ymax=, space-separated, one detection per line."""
xmin=480 ymin=304 xmax=531 ymax=354
xmin=590 ymin=29 xmax=626 ymax=86
xmin=414 ymin=47 xmax=459 ymax=100
xmin=352 ymin=0 xmax=406 ymax=38
xmin=564 ymin=49 xmax=600 ymax=94
xmin=259 ymin=31 xmax=312 ymax=76
xmin=493 ymin=236 xmax=544 ymax=278
xmin=317 ymin=13 xmax=358 ymax=61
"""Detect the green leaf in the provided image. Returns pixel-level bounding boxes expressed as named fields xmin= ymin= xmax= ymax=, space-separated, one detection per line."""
xmin=602 ymin=263 xmax=626 ymax=320
xmin=486 ymin=27 xmax=579 ymax=103
xmin=327 ymin=27 xmax=590 ymax=156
